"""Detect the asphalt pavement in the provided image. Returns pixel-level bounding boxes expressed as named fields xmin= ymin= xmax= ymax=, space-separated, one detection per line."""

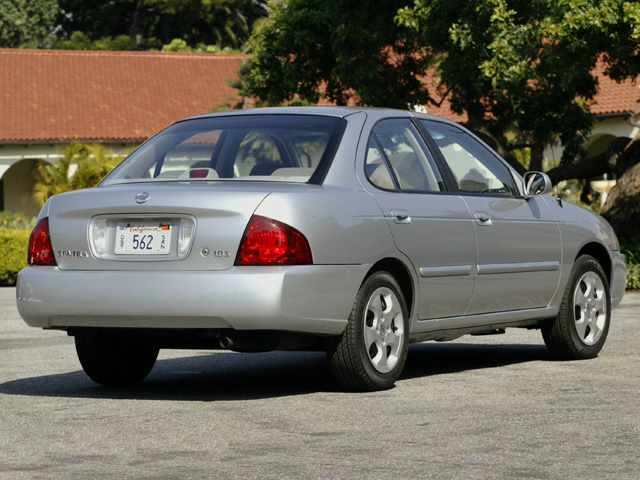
xmin=1 ymin=287 xmax=639 ymax=479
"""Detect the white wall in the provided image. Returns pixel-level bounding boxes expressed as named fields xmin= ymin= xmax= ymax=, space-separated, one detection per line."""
xmin=0 ymin=143 xmax=132 ymax=217
xmin=543 ymin=114 xmax=639 ymax=169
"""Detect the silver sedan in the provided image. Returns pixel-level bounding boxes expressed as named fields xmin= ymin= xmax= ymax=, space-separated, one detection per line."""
xmin=17 ymin=107 xmax=626 ymax=391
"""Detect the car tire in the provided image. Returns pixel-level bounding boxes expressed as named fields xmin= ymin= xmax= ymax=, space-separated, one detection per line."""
xmin=75 ymin=335 xmax=159 ymax=386
xmin=325 ymin=271 xmax=409 ymax=391
xmin=542 ymin=255 xmax=611 ymax=359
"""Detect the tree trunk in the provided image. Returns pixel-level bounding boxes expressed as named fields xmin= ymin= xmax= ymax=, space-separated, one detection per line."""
xmin=545 ymin=136 xmax=633 ymax=185
xmin=545 ymin=153 xmax=611 ymax=185
xmin=474 ymin=131 xmax=638 ymax=196
xmin=529 ymin=143 xmax=544 ymax=172
xmin=601 ymin=134 xmax=640 ymax=240
xmin=129 ymin=0 xmax=146 ymax=49
xmin=601 ymin=161 xmax=640 ymax=239
xmin=470 ymin=130 xmax=527 ymax=176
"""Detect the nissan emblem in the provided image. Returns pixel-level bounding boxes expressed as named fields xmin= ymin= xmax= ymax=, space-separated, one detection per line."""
xmin=135 ymin=192 xmax=150 ymax=204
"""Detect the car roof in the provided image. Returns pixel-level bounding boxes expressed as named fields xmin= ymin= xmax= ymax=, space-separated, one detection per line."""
xmin=182 ymin=106 xmax=456 ymax=124
xmin=183 ymin=106 xmax=382 ymax=120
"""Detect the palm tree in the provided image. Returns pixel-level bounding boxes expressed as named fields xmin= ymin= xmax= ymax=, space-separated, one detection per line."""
xmin=32 ymin=143 xmax=129 ymax=207
xmin=72 ymin=143 xmax=124 ymax=189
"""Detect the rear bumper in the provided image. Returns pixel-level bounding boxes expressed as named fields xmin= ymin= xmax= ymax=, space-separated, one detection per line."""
xmin=17 ymin=265 xmax=368 ymax=335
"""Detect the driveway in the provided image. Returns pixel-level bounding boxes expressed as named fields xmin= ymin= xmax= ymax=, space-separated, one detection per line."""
xmin=1 ymin=288 xmax=639 ymax=479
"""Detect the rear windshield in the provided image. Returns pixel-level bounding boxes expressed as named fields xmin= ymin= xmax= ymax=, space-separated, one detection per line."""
xmin=101 ymin=114 xmax=346 ymax=185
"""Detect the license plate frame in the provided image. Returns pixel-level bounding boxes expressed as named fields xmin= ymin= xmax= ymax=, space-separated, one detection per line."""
xmin=115 ymin=223 xmax=172 ymax=255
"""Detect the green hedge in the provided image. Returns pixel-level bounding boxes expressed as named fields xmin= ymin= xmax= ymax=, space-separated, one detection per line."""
xmin=627 ymin=264 xmax=640 ymax=291
xmin=620 ymin=238 xmax=640 ymax=291
xmin=0 ymin=229 xmax=30 ymax=286
xmin=620 ymin=238 xmax=640 ymax=264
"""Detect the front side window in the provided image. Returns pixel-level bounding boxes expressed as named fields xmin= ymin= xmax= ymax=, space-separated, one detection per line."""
xmin=366 ymin=119 xmax=444 ymax=192
xmin=102 ymin=115 xmax=345 ymax=185
xmin=421 ymin=120 xmax=517 ymax=195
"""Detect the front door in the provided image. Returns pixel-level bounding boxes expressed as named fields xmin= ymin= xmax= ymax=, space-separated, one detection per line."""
xmin=419 ymin=119 xmax=562 ymax=315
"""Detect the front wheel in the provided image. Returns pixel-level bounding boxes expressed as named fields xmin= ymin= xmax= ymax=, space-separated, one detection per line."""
xmin=542 ymin=255 xmax=611 ymax=359
xmin=326 ymin=271 xmax=409 ymax=391
xmin=75 ymin=335 xmax=159 ymax=386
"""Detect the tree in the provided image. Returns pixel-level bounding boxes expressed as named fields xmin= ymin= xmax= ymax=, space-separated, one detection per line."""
xmin=397 ymin=0 xmax=640 ymax=170
xmin=241 ymin=0 xmax=640 ymax=171
xmin=32 ymin=144 xmax=128 ymax=207
xmin=242 ymin=0 xmax=431 ymax=108
xmin=55 ymin=31 xmax=136 ymax=51
xmin=54 ymin=0 xmax=266 ymax=50
xmin=240 ymin=0 xmax=640 ymax=237
xmin=0 ymin=0 xmax=59 ymax=48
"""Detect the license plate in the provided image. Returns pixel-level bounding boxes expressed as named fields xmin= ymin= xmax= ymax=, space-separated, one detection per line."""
xmin=115 ymin=223 xmax=171 ymax=255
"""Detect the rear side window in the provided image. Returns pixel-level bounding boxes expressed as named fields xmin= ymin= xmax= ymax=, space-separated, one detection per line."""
xmin=366 ymin=119 xmax=444 ymax=192
xmin=102 ymin=115 xmax=345 ymax=185
xmin=366 ymin=137 xmax=395 ymax=190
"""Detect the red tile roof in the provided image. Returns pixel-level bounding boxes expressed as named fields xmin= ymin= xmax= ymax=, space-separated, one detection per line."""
xmin=590 ymin=64 xmax=640 ymax=115
xmin=1 ymin=49 xmax=638 ymax=143
xmin=422 ymin=63 xmax=640 ymax=120
xmin=419 ymin=70 xmax=468 ymax=122
xmin=1 ymin=48 xmax=246 ymax=143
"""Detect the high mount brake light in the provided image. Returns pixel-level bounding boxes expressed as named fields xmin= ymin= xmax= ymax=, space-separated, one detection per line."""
xmin=235 ymin=215 xmax=312 ymax=265
xmin=28 ymin=218 xmax=56 ymax=266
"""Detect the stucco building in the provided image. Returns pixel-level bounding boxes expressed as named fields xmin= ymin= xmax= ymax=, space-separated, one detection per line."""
xmin=1 ymin=48 xmax=639 ymax=216
xmin=1 ymin=49 xmax=246 ymax=216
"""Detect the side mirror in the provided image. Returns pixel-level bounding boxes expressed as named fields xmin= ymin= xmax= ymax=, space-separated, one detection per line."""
xmin=523 ymin=171 xmax=552 ymax=198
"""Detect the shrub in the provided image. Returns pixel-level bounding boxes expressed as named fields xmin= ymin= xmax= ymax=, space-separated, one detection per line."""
xmin=0 ymin=211 xmax=36 ymax=230
xmin=0 ymin=229 xmax=30 ymax=286
xmin=627 ymin=264 xmax=640 ymax=291
xmin=620 ymin=238 xmax=640 ymax=291
xmin=620 ymin=238 xmax=640 ymax=265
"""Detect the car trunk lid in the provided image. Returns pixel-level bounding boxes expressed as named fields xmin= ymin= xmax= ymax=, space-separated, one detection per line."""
xmin=45 ymin=183 xmax=270 ymax=271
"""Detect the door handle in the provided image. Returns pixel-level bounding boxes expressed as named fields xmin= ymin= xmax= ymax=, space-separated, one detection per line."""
xmin=391 ymin=209 xmax=411 ymax=224
xmin=474 ymin=212 xmax=492 ymax=226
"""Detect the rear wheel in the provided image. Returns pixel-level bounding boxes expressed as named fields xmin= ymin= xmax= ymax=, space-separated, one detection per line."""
xmin=326 ymin=271 xmax=409 ymax=391
xmin=75 ymin=335 xmax=159 ymax=386
xmin=542 ymin=255 xmax=611 ymax=359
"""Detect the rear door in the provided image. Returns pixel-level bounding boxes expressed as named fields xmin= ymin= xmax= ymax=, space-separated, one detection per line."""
xmin=420 ymin=119 xmax=562 ymax=315
xmin=362 ymin=118 xmax=477 ymax=320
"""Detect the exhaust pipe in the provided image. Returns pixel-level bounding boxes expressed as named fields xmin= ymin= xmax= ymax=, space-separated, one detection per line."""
xmin=218 ymin=332 xmax=279 ymax=353
xmin=218 ymin=331 xmax=319 ymax=352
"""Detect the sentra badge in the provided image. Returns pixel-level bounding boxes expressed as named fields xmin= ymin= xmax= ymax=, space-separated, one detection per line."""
xmin=57 ymin=250 xmax=89 ymax=258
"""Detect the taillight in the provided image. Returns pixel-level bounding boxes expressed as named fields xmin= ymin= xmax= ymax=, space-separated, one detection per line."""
xmin=28 ymin=218 xmax=56 ymax=266
xmin=235 ymin=215 xmax=312 ymax=265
